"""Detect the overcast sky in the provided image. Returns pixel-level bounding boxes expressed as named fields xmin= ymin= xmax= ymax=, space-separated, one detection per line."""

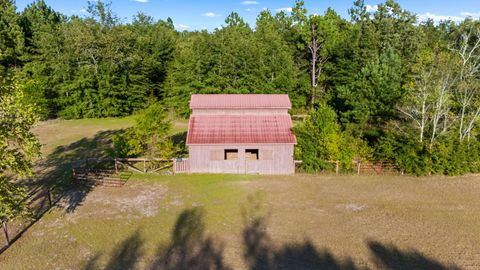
xmin=15 ymin=0 xmax=480 ymax=31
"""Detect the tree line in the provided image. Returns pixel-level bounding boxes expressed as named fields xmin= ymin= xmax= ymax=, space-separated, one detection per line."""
xmin=1 ymin=0 xmax=480 ymax=177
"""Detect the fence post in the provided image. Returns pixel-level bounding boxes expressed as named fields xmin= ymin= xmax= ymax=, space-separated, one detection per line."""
xmin=115 ymin=158 xmax=118 ymax=174
xmin=143 ymin=159 xmax=146 ymax=173
xmin=2 ymin=222 xmax=9 ymax=246
xmin=47 ymin=190 xmax=52 ymax=207
xmin=335 ymin=161 xmax=339 ymax=175
xmin=357 ymin=161 xmax=361 ymax=175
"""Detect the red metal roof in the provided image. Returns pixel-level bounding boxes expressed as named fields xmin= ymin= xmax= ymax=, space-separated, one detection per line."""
xmin=186 ymin=115 xmax=297 ymax=145
xmin=190 ymin=94 xmax=291 ymax=109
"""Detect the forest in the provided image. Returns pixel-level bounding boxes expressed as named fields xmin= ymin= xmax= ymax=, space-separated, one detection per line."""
xmin=1 ymin=0 xmax=480 ymax=176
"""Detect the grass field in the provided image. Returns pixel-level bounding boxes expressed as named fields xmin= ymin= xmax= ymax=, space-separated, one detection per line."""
xmin=1 ymin=118 xmax=479 ymax=269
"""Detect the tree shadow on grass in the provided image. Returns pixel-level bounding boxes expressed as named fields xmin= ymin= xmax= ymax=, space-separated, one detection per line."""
xmin=83 ymin=208 xmax=230 ymax=270
xmin=241 ymin=193 xmax=361 ymax=270
xmin=149 ymin=207 xmax=231 ymax=270
xmin=105 ymin=230 xmax=145 ymax=270
xmin=242 ymin=216 xmax=361 ymax=270
xmin=367 ymin=240 xmax=461 ymax=270
xmin=83 ymin=253 xmax=102 ymax=270
xmin=34 ymin=129 xmax=125 ymax=212
xmin=83 ymin=230 xmax=144 ymax=270
xmin=80 ymin=196 xmax=463 ymax=270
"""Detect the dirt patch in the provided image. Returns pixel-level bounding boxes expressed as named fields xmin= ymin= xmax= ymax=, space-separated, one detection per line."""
xmin=58 ymin=181 xmax=168 ymax=222
xmin=338 ymin=203 xmax=367 ymax=212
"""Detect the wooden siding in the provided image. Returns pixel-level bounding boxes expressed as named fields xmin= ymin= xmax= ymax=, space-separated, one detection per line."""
xmin=188 ymin=144 xmax=295 ymax=175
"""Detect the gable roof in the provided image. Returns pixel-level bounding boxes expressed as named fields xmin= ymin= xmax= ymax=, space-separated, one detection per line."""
xmin=186 ymin=115 xmax=296 ymax=145
xmin=190 ymin=94 xmax=291 ymax=109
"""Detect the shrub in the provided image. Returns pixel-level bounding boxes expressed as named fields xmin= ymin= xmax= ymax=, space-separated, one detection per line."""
xmin=111 ymin=102 xmax=175 ymax=158
xmin=376 ymin=133 xmax=480 ymax=175
xmin=294 ymin=103 xmax=371 ymax=173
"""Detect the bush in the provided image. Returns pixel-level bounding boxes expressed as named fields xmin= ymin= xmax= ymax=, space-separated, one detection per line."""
xmin=376 ymin=133 xmax=480 ymax=175
xmin=294 ymin=103 xmax=371 ymax=173
xmin=111 ymin=102 xmax=176 ymax=159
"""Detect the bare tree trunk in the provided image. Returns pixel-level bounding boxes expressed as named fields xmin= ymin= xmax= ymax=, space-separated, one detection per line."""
xmin=430 ymin=74 xmax=452 ymax=147
xmin=309 ymin=23 xmax=319 ymax=107
xmin=420 ymin=99 xmax=425 ymax=143
xmin=311 ymin=51 xmax=317 ymax=106
xmin=307 ymin=22 xmax=328 ymax=107
xmin=398 ymin=69 xmax=432 ymax=143
xmin=463 ymin=106 xmax=480 ymax=142
xmin=459 ymin=103 xmax=466 ymax=141
xmin=454 ymin=27 xmax=480 ymax=142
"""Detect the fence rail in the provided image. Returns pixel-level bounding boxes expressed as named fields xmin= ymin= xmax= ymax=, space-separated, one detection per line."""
xmin=354 ymin=161 xmax=401 ymax=175
xmin=1 ymin=187 xmax=61 ymax=253
xmin=295 ymin=160 xmax=402 ymax=175
xmin=114 ymin=158 xmax=172 ymax=173
xmin=71 ymin=157 xmax=173 ymax=174
xmin=73 ymin=168 xmax=132 ymax=187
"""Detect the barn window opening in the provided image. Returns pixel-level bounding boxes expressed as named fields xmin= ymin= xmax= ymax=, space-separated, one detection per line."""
xmin=224 ymin=149 xmax=238 ymax=160
xmin=245 ymin=149 xmax=259 ymax=160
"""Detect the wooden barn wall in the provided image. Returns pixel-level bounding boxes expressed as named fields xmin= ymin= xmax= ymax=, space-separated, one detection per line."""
xmin=191 ymin=108 xmax=289 ymax=115
xmin=188 ymin=144 xmax=295 ymax=175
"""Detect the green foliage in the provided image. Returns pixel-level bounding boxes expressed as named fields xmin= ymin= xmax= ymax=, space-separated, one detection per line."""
xmin=0 ymin=0 xmax=479 ymax=175
xmin=164 ymin=10 xmax=304 ymax=116
xmin=0 ymin=78 xmax=41 ymax=176
xmin=18 ymin=1 xmax=65 ymax=118
xmin=377 ymin=133 xmax=480 ymax=175
xmin=294 ymin=103 xmax=370 ymax=172
xmin=0 ymin=77 xmax=40 ymax=224
xmin=17 ymin=1 xmax=175 ymax=119
xmin=111 ymin=102 xmax=174 ymax=158
xmin=0 ymin=176 xmax=29 ymax=224
xmin=0 ymin=0 xmax=24 ymax=76
xmin=337 ymin=48 xmax=404 ymax=141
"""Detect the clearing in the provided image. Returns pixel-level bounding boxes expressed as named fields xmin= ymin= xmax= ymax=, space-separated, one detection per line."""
xmin=0 ymin=118 xmax=479 ymax=270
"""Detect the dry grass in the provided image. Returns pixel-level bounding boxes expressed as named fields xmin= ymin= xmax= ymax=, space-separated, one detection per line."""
xmin=236 ymin=174 xmax=480 ymax=269
xmin=1 ymin=173 xmax=479 ymax=269
xmin=1 ymin=118 xmax=479 ymax=269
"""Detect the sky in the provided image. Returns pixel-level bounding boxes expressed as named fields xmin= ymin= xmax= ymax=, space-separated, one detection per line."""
xmin=14 ymin=0 xmax=480 ymax=31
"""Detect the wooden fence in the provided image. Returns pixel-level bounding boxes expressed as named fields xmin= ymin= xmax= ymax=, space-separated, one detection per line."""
xmin=353 ymin=161 xmax=401 ymax=175
xmin=1 ymin=187 xmax=61 ymax=253
xmin=1 ymin=157 xmax=172 ymax=253
xmin=73 ymin=168 xmax=132 ymax=187
xmin=71 ymin=157 xmax=173 ymax=174
xmin=114 ymin=158 xmax=172 ymax=174
xmin=297 ymin=160 xmax=401 ymax=175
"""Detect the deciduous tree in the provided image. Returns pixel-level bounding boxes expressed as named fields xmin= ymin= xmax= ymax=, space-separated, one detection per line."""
xmin=0 ymin=78 xmax=40 ymax=245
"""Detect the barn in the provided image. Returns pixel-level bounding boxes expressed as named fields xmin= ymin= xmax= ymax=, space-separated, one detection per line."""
xmin=180 ymin=94 xmax=297 ymax=175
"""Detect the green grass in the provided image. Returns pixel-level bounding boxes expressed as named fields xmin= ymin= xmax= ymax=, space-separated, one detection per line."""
xmin=1 ymin=173 xmax=256 ymax=269
xmin=32 ymin=116 xmax=136 ymax=156
xmin=32 ymin=116 xmax=188 ymax=156
xmin=134 ymin=173 xmax=257 ymax=230
xmin=1 ymin=118 xmax=480 ymax=269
